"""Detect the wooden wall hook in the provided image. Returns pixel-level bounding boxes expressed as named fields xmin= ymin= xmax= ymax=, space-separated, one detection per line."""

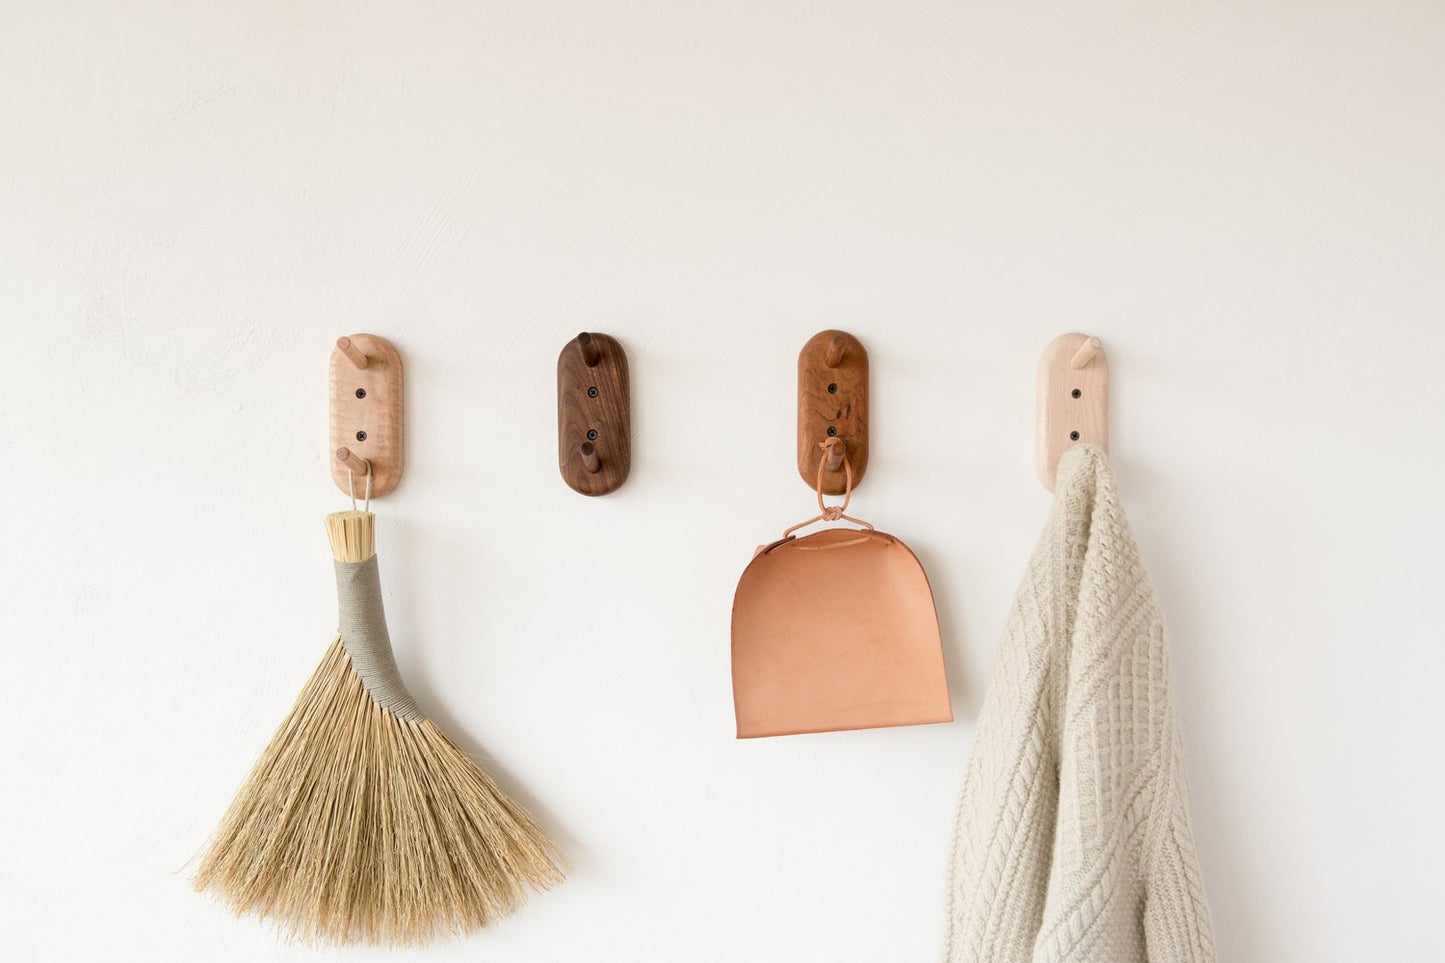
xmin=579 ymin=440 xmax=601 ymax=474
xmin=1070 ymin=336 xmax=1102 ymax=369
xmin=1036 ymin=333 xmax=1108 ymax=491
xmin=336 ymin=336 xmax=370 ymax=370
xmin=329 ymin=334 xmax=403 ymax=499
xmin=558 ymin=332 xmax=630 ymax=495
xmin=334 ymin=447 xmax=371 ymax=477
xmin=798 ymin=330 xmax=868 ymax=495
xmin=576 ymin=332 xmax=603 ymax=367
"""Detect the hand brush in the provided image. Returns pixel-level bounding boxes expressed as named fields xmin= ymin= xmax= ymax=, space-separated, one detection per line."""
xmin=194 ymin=509 xmax=563 ymax=945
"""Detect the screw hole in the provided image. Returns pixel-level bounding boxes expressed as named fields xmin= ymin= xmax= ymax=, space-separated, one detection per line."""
xmin=586 ymin=429 xmax=598 ymax=441
xmin=1071 ymin=388 xmax=1081 ymax=398
xmin=826 ymin=426 xmax=838 ymax=437
xmin=355 ymin=430 xmax=368 ymax=442
xmin=355 ymin=388 xmax=367 ymax=399
xmin=827 ymin=383 xmax=838 ymax=394
xmin=587 ymin=386 xmax=599 ymax=398
xmin=1069 ymin=430 xmax=1080 ymax=441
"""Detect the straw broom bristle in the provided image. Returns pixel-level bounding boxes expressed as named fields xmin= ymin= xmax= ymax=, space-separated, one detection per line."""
xmin=193 ymin=511 xmax=563 ymax=946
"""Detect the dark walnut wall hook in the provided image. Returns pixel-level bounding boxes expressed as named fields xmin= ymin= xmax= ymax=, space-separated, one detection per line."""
xmin=558 ymin=332 xmax=631 ymax=495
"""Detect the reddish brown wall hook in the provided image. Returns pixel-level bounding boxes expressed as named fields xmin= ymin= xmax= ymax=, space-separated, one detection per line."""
xmin=797 ymin=330 xmax=869 ymax=495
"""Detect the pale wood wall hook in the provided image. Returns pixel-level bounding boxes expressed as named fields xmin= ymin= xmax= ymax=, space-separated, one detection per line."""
xmin=329 ymin=334 xmax=404 ymax=499
xmin=334 ymin=447 xmax=371 ymax=477
xmin=558 ymin=332 xmax=630 ymax=495
xmin=1036 ymin=333 xmax=1108 ymax=491
xmin=336 ymin=335 xmax=370 ymax=370
xmin=798 ymin=330 xmax=868 ymax=495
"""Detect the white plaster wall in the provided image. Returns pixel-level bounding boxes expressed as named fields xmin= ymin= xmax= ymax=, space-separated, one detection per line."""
xmin=3 ymin=2 xmax=1442 ymax=960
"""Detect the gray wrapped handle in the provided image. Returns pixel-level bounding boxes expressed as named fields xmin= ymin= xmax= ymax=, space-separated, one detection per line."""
xmin=334 ymin=557 xmax=424 ymax=722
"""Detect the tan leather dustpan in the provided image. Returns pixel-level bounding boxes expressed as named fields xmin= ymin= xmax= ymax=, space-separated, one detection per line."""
xmin=731 ymin=445 xmax=952 ymax=738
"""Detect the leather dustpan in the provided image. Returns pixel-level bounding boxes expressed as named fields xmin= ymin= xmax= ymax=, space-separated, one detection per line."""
xmin=731 ymin=441 xmax=952 ymax=738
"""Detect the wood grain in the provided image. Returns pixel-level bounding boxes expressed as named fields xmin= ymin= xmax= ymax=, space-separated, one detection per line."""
xmin=1036 ymin=333 xmax=1108 ymax=491
xmin=329 ymin=334 xmax=404 ymax=499
xmin=797 ymin=330 xmax=868 ymax=495
xmin=558 ymin=332 xmax=630 ymax=495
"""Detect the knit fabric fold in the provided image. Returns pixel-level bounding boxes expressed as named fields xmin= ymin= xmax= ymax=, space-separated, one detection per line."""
xmin=944 ymin=445 xmax=1215 ymax=962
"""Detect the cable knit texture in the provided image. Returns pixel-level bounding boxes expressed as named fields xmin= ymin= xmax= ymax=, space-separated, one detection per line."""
xmin=944 ymin=445 xmax=1214 ymax=962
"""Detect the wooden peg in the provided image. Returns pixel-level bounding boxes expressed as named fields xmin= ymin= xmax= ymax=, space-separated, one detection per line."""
xmin=577 ymin=332 xmax=602 ymax=367
xmin=1037 ymin=333 xmax=1108 ymax=491
xmin=336 ymin=336 xmax=369 ymax=370
xmin=580 ymin=441 xmax=601 ymax=473
xmin=823 ymin=441 xmax=844 ymax=473
xmin=1070 ymin=336 xmax=1102 ymax=369
xmin=335 ymin=447 xmax=371 ymax=476
xmin=824 ymin=334 xmax=847 ymax=368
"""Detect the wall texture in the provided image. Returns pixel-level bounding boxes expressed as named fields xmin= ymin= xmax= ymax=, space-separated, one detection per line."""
xmin=3 ymin=2 xmax=1442 ymax=960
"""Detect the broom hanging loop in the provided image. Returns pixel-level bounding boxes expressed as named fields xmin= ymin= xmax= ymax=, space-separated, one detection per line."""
xmin=781 ymin=438 xmax=874 ymax=539
xmin=338 ymin=447 xmax=373 ymax=512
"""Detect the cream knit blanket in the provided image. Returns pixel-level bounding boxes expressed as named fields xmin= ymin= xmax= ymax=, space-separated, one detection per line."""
xmin=944 ymin=445 xmax=1215 ymax=962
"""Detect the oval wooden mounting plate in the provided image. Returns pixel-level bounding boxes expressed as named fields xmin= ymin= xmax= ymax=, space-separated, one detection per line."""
xmin=1036 ymin=333 xmax=1108 ymax=491
xmin=557 ymin=333 xmax=631 ymax=496
xmin=329 ymin=334 xmax=404 ymax=499
xmin=797 ymin=330 xmax=869 ymax=495
xmin=731 ymin=527 xmax=952 ymax=738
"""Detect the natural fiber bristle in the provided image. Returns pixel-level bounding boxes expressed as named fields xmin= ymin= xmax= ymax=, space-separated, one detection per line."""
xmin=194 ymin=638 xmax=565 ymax=946
xmin=325 ymin=511 xmax=375 ymax=563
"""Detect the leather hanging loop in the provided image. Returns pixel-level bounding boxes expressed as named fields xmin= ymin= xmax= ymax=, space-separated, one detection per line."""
xmin=815 ymin=437 xmax=851 ymax=519
xmin=781 ymin=438 xmax=874 ymax=540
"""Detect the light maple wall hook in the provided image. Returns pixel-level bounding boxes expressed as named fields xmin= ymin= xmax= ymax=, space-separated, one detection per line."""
xmin=798 ymin=330 xmax=869 ymax=495
xmin=558 ymin=332 xmax=631 ymax=495
xmin=1036 ymin=333 xmax=1109 ymax=491
xmin=329 ymin=334 xmax=404 ymax=498
xmin=1070 ymin=336 xmax=1102 ymax=370
xmin=334 ymin=447 xmax=371 ymax=478
xmin=336 ymin=336 xmax=370 ymax=370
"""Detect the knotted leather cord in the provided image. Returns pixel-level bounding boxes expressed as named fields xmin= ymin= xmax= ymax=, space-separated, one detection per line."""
xmin=334 ymin=555 xmax=424 ymax=721
xmin=781 ymin=437 xmax=875 ymax=539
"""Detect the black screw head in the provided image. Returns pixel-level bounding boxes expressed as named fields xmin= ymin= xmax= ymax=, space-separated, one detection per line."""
xmin=827 ymin=383 xmax=838 ymax=394
xmin=586 ymin=428 xmax=598 ymax=441
xmin=355 ymin=388 xmax=367 ymax=399
xmin=587 ymin=386 xmax=599 ymax=398
xmin=1069 ymin=430 xmax=1080 ymax=441
xmin=355 ymin=430 xmax=367 ymax=442
xmin=1071 ymin=388 xmax=1081 ymax=398
xmin=826 ymin=426 xmax=838 ymax=437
